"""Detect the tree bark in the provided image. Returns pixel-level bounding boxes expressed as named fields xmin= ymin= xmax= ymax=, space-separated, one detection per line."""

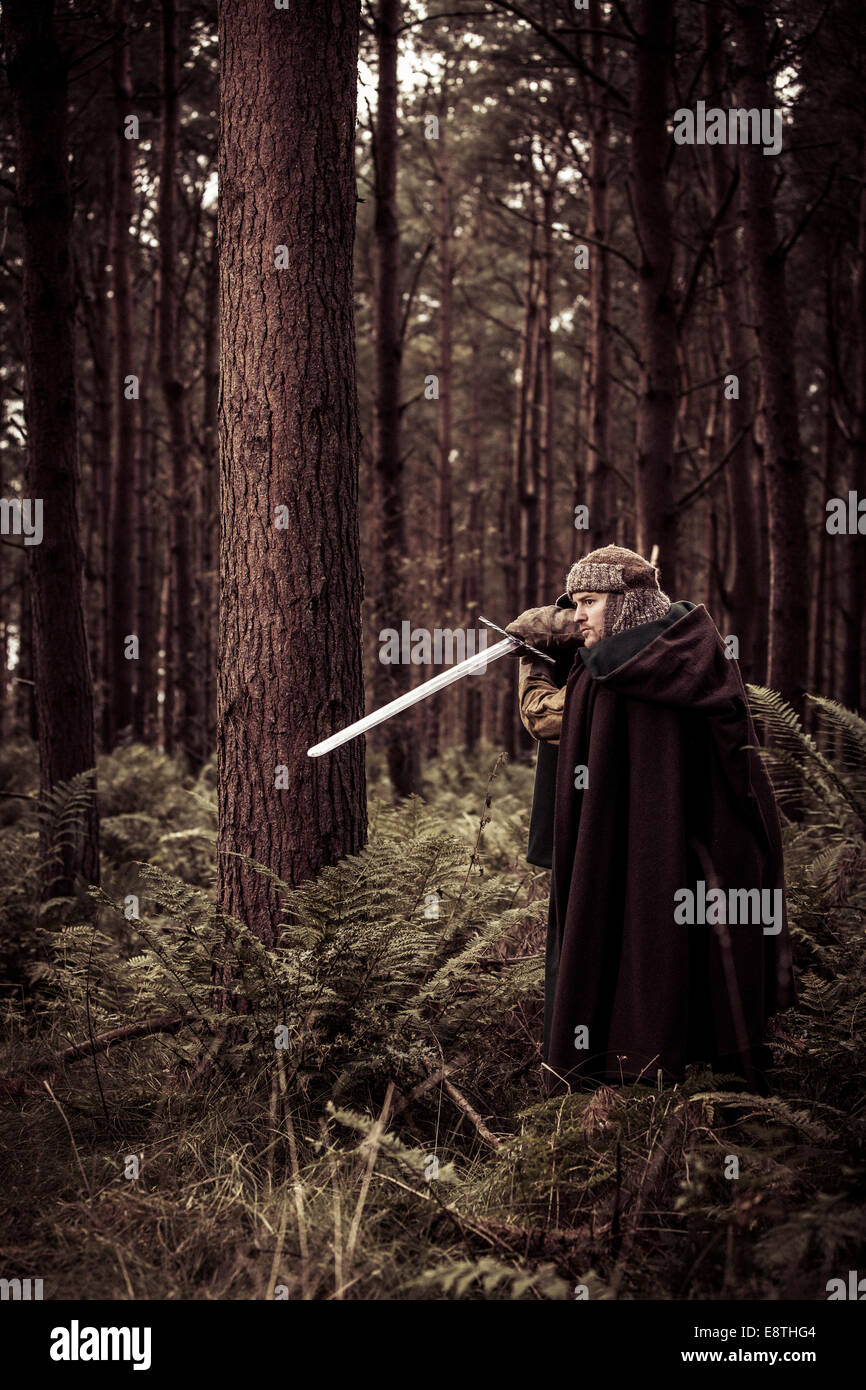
xmin=218 ymin=0 xmax=366 ymax=946
xmin=585 ymin=0 xmax=615 ymax=548
xmin=540 ymin=173 xmax=557 ymax=599
xmin=705 ymin=0 xmax=762 ymax=680
xmin=428 ymin=124 xmax=454 ymax=759
xmin=844 ymin=140 xmax=866 ymax=712
xmin=132 ymin=287 xmax=160 ymax=743
xmin=371 ymin=0 xmax=420 ymax=795
xmin=733 ymin=1 xmax=809 ymax=707
xmin=630 ymin=0 xmax=679 ymax=593
xmin=2 ymin=0 xmax=99 ymax=896
xmin=108 ymin=0 xmax=137 ymax=746
xmin=200 ymin=215 xmax=219 ymax=753
xmin=158 ymin=0 xmax=200 ymax=768
xmin=462 ymin=320 xmax=484 ymax=751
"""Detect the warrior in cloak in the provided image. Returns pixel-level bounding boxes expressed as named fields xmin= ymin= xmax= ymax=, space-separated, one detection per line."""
xmin=505 ymin=545 xmax=796 ymax=1097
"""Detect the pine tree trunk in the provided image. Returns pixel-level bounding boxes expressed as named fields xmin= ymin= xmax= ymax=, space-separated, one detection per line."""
xmin=371 ymin=0 xmax=420 ymax=795
xmin=428 ymin=130 xmax=454 ymax=759
xmin=540 ymin=174 xmax=557 ymax=599
xmin=15 ymin=572 xmax=37 ymax=739
xmin=706 ymin=0 xmax=762 ymax=679
xmin=733 ymin=1 xmax=808 ymax=707
xmin=631 ymin=0 xmax=679 ymax=593
xmin=200 ymin=216 xmax=219 ymax=753
xmin=585 ymin=0 xmax=615 ymax=548
xmin=218 ymin=0 xmax=366 ymax=946
xmin=133 ymin=290 xmax=160 ymax=742
xmin=108 ymin=0 xmax=137 ymax=745
xmin=3 ymin=0 xmax=99 ymax=896
xmin=844 ymin=140 xmax=866 ymax=712
xmin=513 ymin=184 xmax=540 ymax=619
xmin=77 ymin=229 xmax=113 ymax=752
xmin=158 ymin=0 xmax=200 ymax=768
xmin=462 ymin=322 xmax=484 ymax=751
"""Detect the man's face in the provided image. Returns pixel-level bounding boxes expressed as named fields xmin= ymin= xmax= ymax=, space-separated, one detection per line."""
xmin=573 ymin=592 xmax=608 ymax=648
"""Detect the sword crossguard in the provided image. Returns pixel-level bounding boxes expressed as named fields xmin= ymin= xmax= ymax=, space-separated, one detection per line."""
xmin=478 ymin=617 xmax=557 ymax=665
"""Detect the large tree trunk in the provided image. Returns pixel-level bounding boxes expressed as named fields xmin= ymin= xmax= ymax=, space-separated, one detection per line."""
xmin=630 ymin=0 xmax=679 ymax=593
xmin=158 ymin=0 xmax=200 ymax=768
xmin=733 ymin=1 xmax=808 ymax=707
xmin=108 ymin=0 xmax=137 ymax=746
xmin=371 ymin=0 xmax=420 ymax=796
xmin=3 ymin=0 xmax=99 ymax=896
xmin=218 ymin=0 xmax=366 ymax=947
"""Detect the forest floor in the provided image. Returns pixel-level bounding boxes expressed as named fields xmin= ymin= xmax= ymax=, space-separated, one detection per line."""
xmin=0 ymin=719 xmax=864 ymax=1300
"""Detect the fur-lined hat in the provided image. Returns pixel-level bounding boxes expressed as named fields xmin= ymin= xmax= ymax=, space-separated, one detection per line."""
xmin=565 ymin=545 xmax=671 ymax=638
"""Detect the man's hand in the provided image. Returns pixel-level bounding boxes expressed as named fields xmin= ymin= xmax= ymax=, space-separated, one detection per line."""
xmin=505 ymin=605 xmax=582 ymax=651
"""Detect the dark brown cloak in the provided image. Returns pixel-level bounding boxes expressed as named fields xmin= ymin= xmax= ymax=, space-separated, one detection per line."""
xmin=544 ymin=601 xmax=796 ymax=1096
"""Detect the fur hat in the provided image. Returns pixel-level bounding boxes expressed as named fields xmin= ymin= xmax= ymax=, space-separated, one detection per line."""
xmin=565 ymin=545 xmax=671 ymax=638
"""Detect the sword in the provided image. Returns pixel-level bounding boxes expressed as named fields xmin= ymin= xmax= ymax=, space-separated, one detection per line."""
xmin=307 ymin=616 xmax=557 ymax=757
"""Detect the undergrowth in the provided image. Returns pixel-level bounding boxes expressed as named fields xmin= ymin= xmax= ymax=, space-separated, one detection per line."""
xmin=0 ymin=697 xmax=864 ymax=1300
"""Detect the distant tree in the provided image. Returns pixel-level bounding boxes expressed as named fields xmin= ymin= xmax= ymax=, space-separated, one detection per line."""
xmin=2 ymin=0 xmax=99 ymax=896
xmin=733 ymin=0 xmax=808 ymax=707
xmin=371 ymin=0 xmax=421 ymax=796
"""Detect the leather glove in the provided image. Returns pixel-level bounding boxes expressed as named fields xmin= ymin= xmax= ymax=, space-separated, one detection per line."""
xmin=505 ymin=605 xmax=582 ymax=651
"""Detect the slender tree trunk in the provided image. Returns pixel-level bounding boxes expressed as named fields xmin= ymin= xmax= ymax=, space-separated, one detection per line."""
xmin=158 ymin=0 xmax=200 ymax=768
xmin=200 ymin=216 xmax=219 ymax=753
xmin=498 ymin=472 xmax=518 ymax=758
xmin=809 ymin=299 xmax=836 ymax=718
xmin=133 ymin=288 xmax=160 ymax=741
xmin=630 ymin=0 xmax=679 ymax=592
xmin=3 ymin=0 xmax=99 ymax=896
xmin=371 ymin=0 xmax=420 ymax=795
xmin=585 ymin=0 xmax=615 ymax=548
xmin=76 ymin=230 xmax=113 ymax=751
xmin=108 ymin=0 xmax=137 ymax=746
xmin=705 ymin=0 xmax=761 ymax=676
xmin=15 ymin=573 xmax=37 ymax=739
xmin=513 ymin=182 xmax=539 ymax=613
xmin=733 ymin=1 xmax=808 ymax=707
xmin=428 ymin=129 xmax=454 ymax=758
xmin=462 ymin=321 xmax=484 ymax=751
xmin=526 ymin=193 xmax=543 ymax=610
xmin=540 ymin=174 xmax=557 ymax=599
xmin=218 ymin=0 xmax=365 ymax=946
xmin=844 ymin=141 xmax=866 ymax=712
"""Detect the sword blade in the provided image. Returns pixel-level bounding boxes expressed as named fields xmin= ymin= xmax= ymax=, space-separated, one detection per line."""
xmin=307 ymin=637 xmax=518 ymax=757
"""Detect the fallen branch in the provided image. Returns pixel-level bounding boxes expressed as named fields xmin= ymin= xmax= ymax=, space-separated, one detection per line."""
xmin=443 ymin=1077 xmax=502 ymax=1149
xmin=389 ymin=1051 xmax=470 ymax=1117
xmin=0 ymin=1011 xmax=200 ymax=1096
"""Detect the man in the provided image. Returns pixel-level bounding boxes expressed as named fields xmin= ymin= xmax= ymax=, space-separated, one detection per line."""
xmin=506 ymin=545 xmax=795 ymax=1097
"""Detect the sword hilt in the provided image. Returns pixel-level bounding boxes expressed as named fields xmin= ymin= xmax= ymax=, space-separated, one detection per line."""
xmin=478 ymin=616 xmax=557 ymax=665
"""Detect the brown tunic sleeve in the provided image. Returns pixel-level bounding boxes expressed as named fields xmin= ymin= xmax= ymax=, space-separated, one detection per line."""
xmin=517 ymin=655 xmax=567 ymax=745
